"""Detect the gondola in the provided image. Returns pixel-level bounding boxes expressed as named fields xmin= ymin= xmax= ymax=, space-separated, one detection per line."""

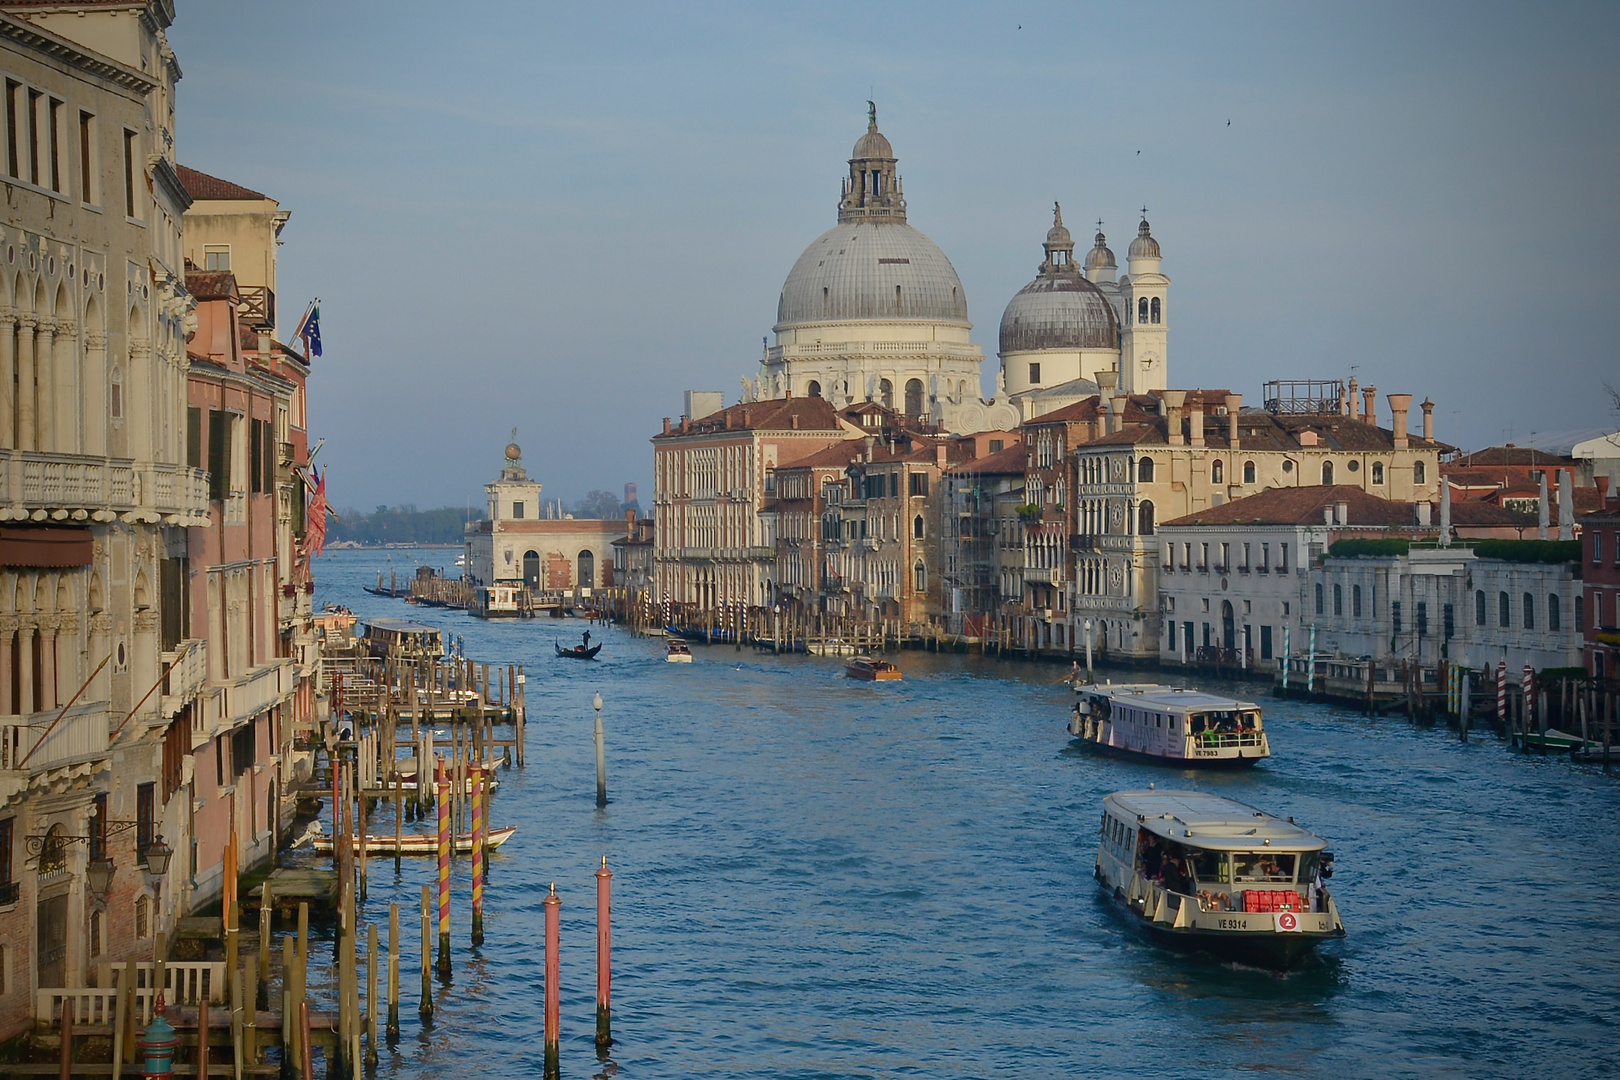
xmin=555 ymin=641 xmax=602 ymax=660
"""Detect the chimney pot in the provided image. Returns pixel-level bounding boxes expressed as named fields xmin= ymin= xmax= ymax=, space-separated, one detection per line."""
xmin=1420 ymin=397 xmax=1435 ymax=441
xmin=1225 ymin=393 xmax=1242 ymax=449
xmin=1362 ymin=386 xmax=1377 ymax=426
xmin=1323 ymin=506 xmax=1334 ymax=525
xmin=1416 ymin=501 xmax=1432 ymax=527
xmin=1163 ymin=390 xmax=1186 ymax=446
xmin=936 ymin=444 xmax=947 ymax=469
xmin=1188 ymin=394 xmax=1205 ymax=448
xmin=662 ymin=417 xmax=671 ymax=435
xmin=1097 ymin=369 xmax=1119 ymax=395
xmin=1347 ymin=378 xmax=1360 ymax=419
xmin=1388 ymin=393 xmax=1413 ymax=449
xmin=1334 ymin=500 xmax=1348 ymax=526
xmin=790 ymin=414 xmax=799 ymax=429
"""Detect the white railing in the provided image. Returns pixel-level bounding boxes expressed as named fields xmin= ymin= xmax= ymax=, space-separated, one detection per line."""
xmin=0 ymin=451 xmax=207 ymax=518
xmin=0 ymin=701 xmax=109 ymax=773
xmin=223 ymin=661 xmax=291 ymax=729
xmin=160 ymin=639 xmax=207 ymax=719
xmin=37 ymin=986 xmax=155 ymax=1028
xmin=109 ymin=959 xmax=226 ymax=1004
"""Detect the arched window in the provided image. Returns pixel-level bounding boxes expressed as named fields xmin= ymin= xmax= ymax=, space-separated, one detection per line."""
xmin=1498 ymin=591 xmax=1510 ymax=628
xmin=1414 ymin=461 xmax=1426 ymax=484
xmin=1575 ymin=595 xmax=1584 ymax=630
xmin=1475 ymin=590 xmax=1486 ymax=626
xmin=1321 ymin=461 xmax=1334 ymax=485
xmin=1333 ymin=583 xmax=1343 ymax=616
xmin=1548 ymin=593 xmax=1561 ymax=631
xmin=522 ymin=550 xmax=540 ymax=589
xmin=1522 ymin=592 xmax=1535 ymax=630
xmin=1138 ymin=500 xmax=1155 ymax=536
xmin=1352 ymin=584 xmax=1362 ymax=618
xmin=912 ymin=514 xmax=924 ymax=540
xmin=1371 ymin=462 xmax=1384 ymax=484
xmin=904 ymin=378 xmax=924 ymax=419
xmin=110 ymin=366 xmax=123 ymax=419
xmin=1150 ymin=297 xmax=1161 ymax=324
xmin=879 ymin=379 xmax=893 ymax=410
xmin=1138 ymin=297 xmax=1149 ymax=324
xmin=1138 ymin=456 xmax=1154 ymax=483
xmin=1243 ymin=460 xmax=1255 ymax=485
xmin=1212 ymin=459 xmax=1223 ymax=484
xmin=913 ymin=561 xmax=926 ymax=591
xmin=578 ymin=549 xmax=595 ymax=590
xmin=1314 ymin=582 xmax=1324 ymax=615
xmin=807 ymin=380 xmax=821 ymax=398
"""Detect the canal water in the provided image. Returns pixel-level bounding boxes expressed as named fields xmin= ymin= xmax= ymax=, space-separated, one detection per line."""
xmin=316 ymin=550 xmax=1617 ymax=1078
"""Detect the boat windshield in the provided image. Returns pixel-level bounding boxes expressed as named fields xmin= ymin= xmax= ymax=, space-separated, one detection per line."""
xmin=1186 ymin=848 xmax=1226 ymax=885
xmin=1187 ymin=709 xmax=1260 ymax=734
xmin=1231 ymin=852 xmax=1297 ymax=883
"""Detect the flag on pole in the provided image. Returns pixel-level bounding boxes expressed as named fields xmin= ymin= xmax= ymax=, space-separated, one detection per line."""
xmin=294 ymin=299 xmax=323 ymax=359
xmin=303 ymin=466 xmax=329 ymax=558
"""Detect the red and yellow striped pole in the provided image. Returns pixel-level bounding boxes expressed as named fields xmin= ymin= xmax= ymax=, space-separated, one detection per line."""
xmin=470 ymin=763 xmax=484 ymax=946
xmin=436 ymin=754 xmax=451 ymax=976
xmin=543 ymin=883 xmax=560 ymax=1080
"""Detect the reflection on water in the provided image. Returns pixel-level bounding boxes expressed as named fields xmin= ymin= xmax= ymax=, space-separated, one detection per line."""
xmin=310 ymin=550 xmax=1617 ymax=1079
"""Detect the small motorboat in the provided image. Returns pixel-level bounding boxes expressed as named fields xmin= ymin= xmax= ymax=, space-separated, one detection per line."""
xmin=314 ymin=825 xmax=518 ymax=856
xmin=666 ymin=640 xmax=692 ymax=663
xmin=556 ymin=641 xmax=602 ymax=660
xmin=845 ymin=655 xmax=901 ymax=681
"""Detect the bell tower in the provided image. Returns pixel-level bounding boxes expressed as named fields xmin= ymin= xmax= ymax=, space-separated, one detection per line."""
xmin=1119 ymin=213 xmax=1169 ymax=393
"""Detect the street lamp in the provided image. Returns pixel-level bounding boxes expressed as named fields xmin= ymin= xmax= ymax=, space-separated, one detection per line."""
xmin=142 ymin=835 xmax=174 ymax=885
xmin=86 ymin=856 xmax=116 ymax=897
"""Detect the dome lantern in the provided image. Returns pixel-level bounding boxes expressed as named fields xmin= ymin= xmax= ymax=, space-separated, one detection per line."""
xmin=999 ymin=211 xmax=1121 ymax=357
xmin=1128 ymin=212 xmax=1162 ymax=261
xmin=839 ymin=102 xmax=906 ymax=225
xmin=1041 ymin=202 xmax=1075 ymax=274
xmin=1084 ymin=221 xmax=1117 ymax=283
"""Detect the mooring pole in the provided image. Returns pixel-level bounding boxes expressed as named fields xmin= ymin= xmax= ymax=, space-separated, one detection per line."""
xmin=595 ymin=856 xmax=612 ymax=1055
xmin=471 ymin=763 xmax=484 ymax=946
xmin=593 ymin=692 xmax=607 ymax=808
xmin=543 ymin=883 xmax=561 ymax=1080
xmin=436 ymin=756 xmax=451 ymax=977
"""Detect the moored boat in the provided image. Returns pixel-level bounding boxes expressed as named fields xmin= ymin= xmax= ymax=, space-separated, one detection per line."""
xmin=314 ymin=825 xmax=517 ymax=856
xmin=1068 ymin=683 xmax=1269 ymax=767
xmin=845 ymin=655 xmax=901 ymax=681
xmin=666 ymin=639 xmax=692 ymax=663
xmin=1096 ymin=789 xmax=1344 ymax=969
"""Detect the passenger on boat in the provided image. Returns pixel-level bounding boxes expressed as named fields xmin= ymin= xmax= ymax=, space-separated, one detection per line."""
xmin=1160 ymin=856 xmax=1191 ymax=894
xmin=1141 ymin=838 xmax=1165 ymax=879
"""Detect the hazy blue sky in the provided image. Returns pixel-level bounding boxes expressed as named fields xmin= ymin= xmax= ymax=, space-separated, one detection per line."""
xmin=167 ymin=1 xmax=1619 ymax=512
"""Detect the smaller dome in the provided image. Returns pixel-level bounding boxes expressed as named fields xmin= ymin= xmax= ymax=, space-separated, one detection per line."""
xmin=852 ymin=101 xmax=893 ymax=160
xmin=999 ymin=274 xmax=1120 ymax=354
xmin=1046 ymin=203 xmax=1072 ymax=248
xmin=1128 ymin=218 xmax=1161 ymax=259
xmin=1085 ymin=230 xmax=1116 ymax=272
xmin=505 ymin=442 xmax=522 ymax=461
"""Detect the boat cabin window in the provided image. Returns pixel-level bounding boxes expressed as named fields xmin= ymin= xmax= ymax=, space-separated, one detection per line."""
xmin=1186 ymin=848 xmax=1226 ymax=885
xmin=1232 ymin=852 xmax=1297 ymax=883
xmin=1187 ymin=709 xmax=1259 ymax=735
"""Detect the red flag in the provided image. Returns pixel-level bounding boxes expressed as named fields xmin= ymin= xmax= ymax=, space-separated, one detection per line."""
xmin=304 ymin=467 xmax=329 ymax=558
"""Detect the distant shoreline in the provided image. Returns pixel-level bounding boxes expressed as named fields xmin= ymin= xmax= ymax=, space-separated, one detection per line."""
xmin=325 ymin=543 xmax=462 ymax=551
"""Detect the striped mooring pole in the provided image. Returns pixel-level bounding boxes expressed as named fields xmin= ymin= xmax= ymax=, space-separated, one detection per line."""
xmin=471 ymin=764 xmax=484 ymax=946
xmin=1523 ymin=664 xmax=1536 ymax=730
xmin=436 ymin=755 xmax=451 ymax=976
xmin=1306 ymin=624 xmax=1317 ymax=694
xmin=1281 ymin=625 xmax=1290 ymax=691
xmin=1496 ymin=661 xmax=1507 ymax=726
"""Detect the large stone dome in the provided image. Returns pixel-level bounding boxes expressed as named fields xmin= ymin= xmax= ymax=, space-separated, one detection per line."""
xmin=999 ymin=273 xmax=1119 ymax=353
xmin=775 ymin=221 xmax=970 ymax=328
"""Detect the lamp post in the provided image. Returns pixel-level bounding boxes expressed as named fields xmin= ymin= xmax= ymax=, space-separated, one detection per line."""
xmin=593 ymin=693 xmax=606 ymax=807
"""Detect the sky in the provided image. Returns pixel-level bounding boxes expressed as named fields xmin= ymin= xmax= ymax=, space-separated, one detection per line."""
xmin=166 ymin=1 xmax=1620 ymax=512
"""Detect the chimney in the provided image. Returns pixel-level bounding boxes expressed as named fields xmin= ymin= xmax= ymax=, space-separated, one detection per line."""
xmin=1347 ymin=377 xmax=1360 ymax=420
xmin=1101 ymin=394 xmax=1116 ymax=435
xmin=790 ymin=414 xmax=799 ymax=430
xmin=936 ymin=444 xmax=948 ymax=470
xmin=681 ymin=415 xmax=690 ymax=433
xmin=1388 ymin=393 xmax=1412 ymax=449
xmin=725 ymin=411 xmax=733 ymax=430
xmin=1097 ymin=369 xmax=1119 ymax=396
xmin=1415 ymin=501 xmax=1431 ymax=527
xmin=1334 ymin=500 xmax=1348 ymax=526
xmin=1538 ymin=471 xmax=1550 ymax=540
xmin=1362 ymin=386 xmax=1377 ymax=426
xmin=1420 ymin=397 xmax=1434 ymax=441
xmin=1225 ymin=393 xmax=1242 ymax=449
xmin=1188 ymin=392 xmax=1205 ymax=447
xmin=662 ymin=417 xmax=671 ymax=435
xmin=1111 ymin=394 xmax=1129 ymax=436
xmin=1598 ymin=475 xmax=1610 ymax=506
xmin=1559 ymin=469 xmax=1575 ymax=541
xmin=1323 ymin=506 xmax=1334 ymax=525
xmin=1163 ymin=390 xmax=1186 ymax=446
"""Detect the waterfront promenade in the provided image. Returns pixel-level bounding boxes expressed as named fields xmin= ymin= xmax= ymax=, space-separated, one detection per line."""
xmin=318 ymin=549 xmax=1617 ymax=1079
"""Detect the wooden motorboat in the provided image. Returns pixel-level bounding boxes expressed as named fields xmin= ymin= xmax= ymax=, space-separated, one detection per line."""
xmin=845 ymin=655 xmax=901 ymax=681
xmin=666 ymin=640 xmax=692 ymax=663
xmin=1068 ymin=683 xmax=1269 ymax=768
xmin=314 ymin=825 xmax=517 ymax=856
xmin=1095 ymin=790 xmax=1344 ymax=970
xmin=555 ymin=641 xmax=602 ymax=660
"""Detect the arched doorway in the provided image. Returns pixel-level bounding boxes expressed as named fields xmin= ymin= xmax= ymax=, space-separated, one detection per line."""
xmin=904 ymin=379 xmax=924 ymax=418
xmin=1221 ymin=600 xmax=1236 ymax=654
xmin=577 ymin=550 xmax=595 ymax=590
xmin=522 ymin=550 xmax=540 ymax=589
xmin=36 ymin=823 xmax=68 ymax=988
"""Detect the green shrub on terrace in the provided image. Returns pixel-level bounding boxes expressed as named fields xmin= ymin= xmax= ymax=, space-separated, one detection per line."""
xmin=1472 ymin=539 xmax=1580 ymax=564
xmin=1328 ymin=538 xmax=1411 ymax=558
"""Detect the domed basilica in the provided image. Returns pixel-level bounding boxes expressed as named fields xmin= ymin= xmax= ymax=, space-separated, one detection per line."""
xmin=747 ymin=107 xmax=1170 ymax=431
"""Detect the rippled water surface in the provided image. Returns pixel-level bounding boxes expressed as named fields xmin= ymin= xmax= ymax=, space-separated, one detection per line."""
xmin=316 ymin=551 xmax=1617 ymax=1078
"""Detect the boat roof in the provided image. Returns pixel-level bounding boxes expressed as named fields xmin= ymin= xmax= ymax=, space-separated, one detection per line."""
xmin=1086 ymin=685 xmax=1259 ymax=712
xmin=363 ymin=619 xmax=441 ymax=635
xmin=1104 ymin=790 xmax=1327 ymax=852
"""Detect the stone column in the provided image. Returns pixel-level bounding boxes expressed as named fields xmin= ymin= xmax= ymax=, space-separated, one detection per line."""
xmin=83 ymin=330 xmax=106 ymax=457
xmin=15 ymin=312 xmax=36 ymax=451
xmin=51 ymin=318 xmax=76 ymax=455
xmin=17 ymin=623 xmax=35 ymax=715
xmin=0 ymin=617 xmax=15 ymax=717
xmin=0 ymin=308 xmax=14 ymax=450
xmin=38 ymin=615 xmax=58 ymax=710
xmin=34 ymin=317 xmax=54 ymax=453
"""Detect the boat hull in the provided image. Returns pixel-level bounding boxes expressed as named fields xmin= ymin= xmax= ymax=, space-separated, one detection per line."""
xmin=1073 ymin=734 xmax=1264 ymax=769
xmin=314 ymin=825 xmax=517 ymax=856
xmin=1100 ymin=876 xmax=1340 ymax=970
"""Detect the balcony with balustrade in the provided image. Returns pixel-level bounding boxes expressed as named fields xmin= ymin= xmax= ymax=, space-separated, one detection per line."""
xmin=159 ymin=639 xmax=207 ymax=720
xmin=0 ymin=452 xmax=208 ymax=524
xmin=0 ymin=700 xmax=111 ymax=802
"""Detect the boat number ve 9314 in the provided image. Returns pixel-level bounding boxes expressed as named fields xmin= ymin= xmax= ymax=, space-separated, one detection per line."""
xmin=1216 ymin=916 xmax=1247 ymax=930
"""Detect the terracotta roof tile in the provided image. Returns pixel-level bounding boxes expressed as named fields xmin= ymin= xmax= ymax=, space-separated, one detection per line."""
xmin=655 ymin=395 xmax=846 ymax=438
xmin=185 ymin=269 xmax=236 ymax=301
xmin=947 ymin=441 xmax=1027 ymax=476
xmin=1162 ymin=485 xmax=1420 ymax=528
xmin=177 ymin=164 xmax=270 ymax=202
